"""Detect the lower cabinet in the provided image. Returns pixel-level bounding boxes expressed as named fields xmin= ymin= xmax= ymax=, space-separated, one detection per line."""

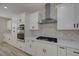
xmin=25 ymin=40 xmax=37 ymax=55
xmin=34 ymin=42 xmax=58 ymax=56
xmin=25 ymin=40 xmax=79 ymax=56
xmin=58 ymin=46 xmax=67 ymax=56
xmin=35 ymin=42 xmax=46 ymax=56
xmin=67 ymin=48 xmax=79 ymax=56
xmin=6 ymin=37 xmax=79 ymax=56
xmin=15 ymin=41 xmax=25 ymax=52
xmin=43 ymin=44 xmax=58 ymax=56
xmin=58 ymin=46 xmax=79 ymax=56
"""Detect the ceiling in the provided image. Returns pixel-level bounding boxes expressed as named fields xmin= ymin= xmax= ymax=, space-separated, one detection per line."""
xmin=0 ymin=3 xmax=46 ymax=18
xmin=0 ymin=3 xmax=61 ymax=18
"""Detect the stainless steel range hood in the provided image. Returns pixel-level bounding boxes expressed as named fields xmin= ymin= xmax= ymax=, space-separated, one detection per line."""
xmin=39 ymin=3 xmax=57 ymax=24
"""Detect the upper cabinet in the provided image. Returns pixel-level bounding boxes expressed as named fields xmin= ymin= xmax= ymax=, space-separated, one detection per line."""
xmin=7 ymin=20 xmax=12 ymax=31
xmin=29 ymin=11 xmax=40 ymax=30
xmin=17 ymin=13 xmax=26 ymax=25
xmin=57 ymin=4 xmax=79 ymax=30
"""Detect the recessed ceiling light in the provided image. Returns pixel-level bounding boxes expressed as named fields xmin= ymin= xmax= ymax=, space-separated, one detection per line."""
xmin=60 ymin=6 xmax=65 ymax=8
xmin=4 ymin=6 xmax=8 ymax=9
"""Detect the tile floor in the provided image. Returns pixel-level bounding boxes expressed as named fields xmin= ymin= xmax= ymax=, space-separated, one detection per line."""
xmin=0 ymin=42 xmax=30 ymax=56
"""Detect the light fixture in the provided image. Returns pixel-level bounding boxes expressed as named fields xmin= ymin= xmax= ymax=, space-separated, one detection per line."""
xmin=4 ymin=6 xmax=8 ymax=9
xmin=60 ymin=6 xmax=65 ymax=8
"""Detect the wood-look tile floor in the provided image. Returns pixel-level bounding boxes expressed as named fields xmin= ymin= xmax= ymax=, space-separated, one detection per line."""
xmin=0 ymin=42 xmax=30 ymax=56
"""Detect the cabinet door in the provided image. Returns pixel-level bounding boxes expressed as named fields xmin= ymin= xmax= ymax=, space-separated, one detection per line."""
xmin=58 ymin=46 xmax=67 ymax=56
xmin=35 ymin=42 xmax=45 ymax=56
xmin=17 ymin=17 xmax=24 ymax=25
xmin=25 ymin=40 xmax=37 ymax=55
xmin=25 ymin=40 xmax=32 ymax=54
xmin=17 ymin=13 xmax=25 ymax=25
xmin=4 ymin=34 xmax=10 ymax=42
xmin=12 ymin=23 xmax=17 ymax=40
xmin=35 ymin=42 xmax=57 ymax=56
xmin=57 ymin=5 xmax=76 ymax=30
xmin=67 ymin=48 xmax=79 ymax=56
xmin=7 ymin=20 xmax=12 ymax=30
xmin=43 ymin=44 xmax=57 ymax=56
xmin=29 ymin=12 xmax=39 ymax=30
xmin=12 ymin=17 xmax=17 ymax=41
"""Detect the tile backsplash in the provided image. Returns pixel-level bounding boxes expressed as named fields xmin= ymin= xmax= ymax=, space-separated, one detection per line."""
xmin=28 ymin=23 xmax=79 ymax=42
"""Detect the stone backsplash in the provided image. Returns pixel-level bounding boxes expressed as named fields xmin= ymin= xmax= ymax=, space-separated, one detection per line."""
xmin=29 ymin=23 xmax=79 ymax=42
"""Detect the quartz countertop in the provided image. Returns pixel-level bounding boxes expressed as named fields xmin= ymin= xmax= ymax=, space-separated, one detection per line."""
xmin=33 ymin=38 xmax=79 ymax=49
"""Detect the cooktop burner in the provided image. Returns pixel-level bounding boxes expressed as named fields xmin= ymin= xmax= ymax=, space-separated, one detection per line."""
xmin=36 ymin=36 xmax=57 ymax=43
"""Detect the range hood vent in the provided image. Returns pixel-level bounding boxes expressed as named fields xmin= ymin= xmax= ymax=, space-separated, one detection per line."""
xmin=39 ymin=3 xmax=57 ymax=24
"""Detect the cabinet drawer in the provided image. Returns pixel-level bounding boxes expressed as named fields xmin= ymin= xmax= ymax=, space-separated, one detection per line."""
xmin=58 ymin=46 xmax=67 ymax=56
xmin=67 ymin=48 xmax=79 ymax=56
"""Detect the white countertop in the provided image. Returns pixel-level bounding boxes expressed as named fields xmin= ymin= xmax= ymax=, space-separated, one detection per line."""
xmin=33 ymin=38 xmax=79 ymax=49
xmin=4 ymin=33 xmax=79 ymax=50
xmin=58 ymin=39 xmax=79 ymax=49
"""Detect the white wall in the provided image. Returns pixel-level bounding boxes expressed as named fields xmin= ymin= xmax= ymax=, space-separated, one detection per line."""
xmin=0 ymin=17 xmax=8 ymax=42
xmin=0 ymin=10 xmax=18 ymax=19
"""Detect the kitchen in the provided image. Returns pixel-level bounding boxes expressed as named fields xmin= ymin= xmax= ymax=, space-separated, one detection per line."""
xmin=0 ymin=3 xmax=79 ymax=56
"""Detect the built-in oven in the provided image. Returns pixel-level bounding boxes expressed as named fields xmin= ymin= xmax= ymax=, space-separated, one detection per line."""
xmin=18 ymin=24 xmax=24 ymax=30
xmin=17 ymin=24 xmax=25 ymax=41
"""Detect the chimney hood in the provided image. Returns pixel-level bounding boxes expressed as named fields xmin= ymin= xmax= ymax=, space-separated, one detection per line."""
xmin=39 ymin=3 xmax=57 ymax=24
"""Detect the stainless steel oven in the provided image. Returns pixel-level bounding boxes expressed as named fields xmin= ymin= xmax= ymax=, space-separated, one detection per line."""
xmin=17 ymin=24 xmax=24 ymax=40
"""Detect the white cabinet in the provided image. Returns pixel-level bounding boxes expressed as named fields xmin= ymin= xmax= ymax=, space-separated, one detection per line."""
xmin=35 ymin=42 xmax=57 ymax=56
xmin=29 ymin=12 xmax=39 ymax=30
xmin=43 ymin=43 xmax=58 ymax=56
xmin=25 ymin=40 xmax=32 ymax=54
xmin=58 ymin=45 xmax=79 ymax=56
xmin=12 ymin=13 xmax=26 ymax=41
xmin=58 ymin=46 xmax=67 ymax=56
xmin=15 ymin=41 xmax=25 ymax=52
xmin=25 ymin=40 xmax=58 ymax=56
xmin=7 ymin=20 xmax=12 ymax=31
xmin=57 ymin=4 xmax=79 ymax=30
xmin=35 ymin=42 xmax=45 ymax=56
xmin=25 ymin=40 xmax=37 ymax=55
xmin=17 ymin=13 xmax=26 ymax=25
xmin=12 ymin=17 xmax=17 ymax=41
xmin=67 ymin=48 xmax=79 ymax=56
xmin=4 ymin=33 xmax=11 ymax=42
xmin=20 ymin=14 xmax=25 ymax=24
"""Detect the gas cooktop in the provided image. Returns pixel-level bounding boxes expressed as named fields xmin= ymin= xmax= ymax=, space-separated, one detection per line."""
xmin=36 ymin=36 xmax=57 ymax=43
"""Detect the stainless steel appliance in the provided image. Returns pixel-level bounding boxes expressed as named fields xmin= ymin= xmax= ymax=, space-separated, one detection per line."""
xmin=36 ymin=36 xmax=57 ymax=43
xmin=39 ymin=3 xmax=57 ymax=24
xmin=17 ymin=24 xmax=24 ymax=40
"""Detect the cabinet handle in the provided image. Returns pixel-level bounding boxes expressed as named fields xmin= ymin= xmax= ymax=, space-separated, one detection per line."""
xmin=43 ymin=49 xmax=46 ymax=53
xmin=73 ymin=51 xmax=79 ymax=54
xmin=60 ymin=47 xmax=65 ymax=49
xmin=77 ymin=24 xmax=78 ymax=28
xmin=74 ymin=24 xmax=75 ymax=28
